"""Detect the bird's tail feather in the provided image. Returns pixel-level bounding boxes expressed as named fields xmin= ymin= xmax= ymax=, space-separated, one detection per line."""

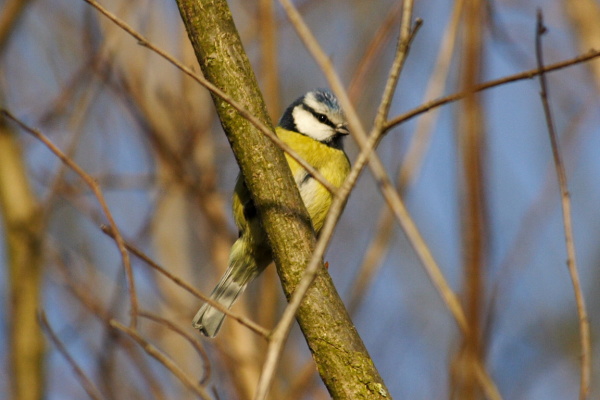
xmin=192 ymin=253 xmax=261 ymax=337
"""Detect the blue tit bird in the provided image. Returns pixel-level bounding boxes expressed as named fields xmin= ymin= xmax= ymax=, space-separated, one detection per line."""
xmin=193 ymin=89 xmax=351 ymax=337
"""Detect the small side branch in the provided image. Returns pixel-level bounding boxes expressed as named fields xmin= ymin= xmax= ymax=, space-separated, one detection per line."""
xmin=1 ymin=110 xmax=139 ymax=328
xmin=100 ymin=225 xmax=269 ymax=338
xmin=109 ymin=320 xmax=213 ymax=400
xmin=385 ymin=49 xmax=600 ymax=132
xmin=535 ymin=10 xmax=591 ymax=400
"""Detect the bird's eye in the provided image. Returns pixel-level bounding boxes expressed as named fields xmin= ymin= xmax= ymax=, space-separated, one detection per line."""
xmin=317 ymin=114 xmax=328 ymax=123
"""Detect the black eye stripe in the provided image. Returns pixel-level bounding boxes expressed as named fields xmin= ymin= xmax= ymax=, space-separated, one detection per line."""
xmin=301 ymin=104 xmax=336 ymax=129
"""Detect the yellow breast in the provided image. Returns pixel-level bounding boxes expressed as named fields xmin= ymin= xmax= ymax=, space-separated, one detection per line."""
xmin=276 ymin=127 xmax=350 ymax=233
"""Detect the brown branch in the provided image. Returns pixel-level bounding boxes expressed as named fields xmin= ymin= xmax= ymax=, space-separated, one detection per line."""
xmin=350 ymin=9 xmax=447 ymax=314
xmin=174 ymin=1 xmax=392 ymax=399
xmin=258 ymin=0 xmax=281 ymax=119
xmin=384 ymin=48 xmax=600 ymax=132
xmin=348 ymin=1 xmax=404 ymax=103
xmin=138 ymin=312 xmax=212 ymax=385
xmin=109 ymin=320 xmax=212 ymax=400
xmin=1 ymin=110 xmax=139 ymax=328
xmin=535 ymin=10 xmax=591 ymax=400
xmin=80 ymin=0 xmax=337 ymax=194
xmin=100 ymin=225 xmax=270 ymax=338
xmin=0 ymin=0 xmax=33 ymax=53
xmin=278 ymin=1 xmax=502 ymax=398
xmin=350 ymin=4 xmax=464 ymax=321
xmin=453 ymin=0 xmax=487 ymax=397
xmin=39 ymin=311 xmax=106 ymax=400
xmin=0 ymin=115 xmax=44 ymax=400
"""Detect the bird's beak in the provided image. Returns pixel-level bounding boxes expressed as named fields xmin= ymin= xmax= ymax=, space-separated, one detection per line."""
xmin=336 ymin=124 xmax=350 ymax=135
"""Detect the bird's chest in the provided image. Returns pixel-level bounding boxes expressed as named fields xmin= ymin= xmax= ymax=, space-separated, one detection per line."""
xmin=287 ymin=146 xmax=349 ymax=232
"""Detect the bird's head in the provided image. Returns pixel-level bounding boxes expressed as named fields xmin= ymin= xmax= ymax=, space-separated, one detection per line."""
xmin=278 ymin=89 xmax=349 ymax=148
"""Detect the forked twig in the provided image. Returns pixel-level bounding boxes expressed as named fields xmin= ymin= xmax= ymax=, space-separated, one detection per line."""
xmin=273 ymin=1 xmax=504 ymax=398
xmin=81 ymin=0 xmax=336 ymax=194
xmin=100 ymin=225 xmax=270 ymax=338
xmin=109 ymin=319 xmax=212 ymax=400
xmin=254 ymin=1 xmax=420 ymax=399
xmin=71 ymin=2 xmax=600 ymax=399
xmin=535 ymin=10 xmax=591 ymax=400
xmin=347 ymin=0 xmax=465 ymax=314
xmin=384 ymin=49 xmax=600 ymax=132
xmin=2 ymin=110 xmax=139 ymax=328
xmin=139 ymin=312 xmax=212 ymax=385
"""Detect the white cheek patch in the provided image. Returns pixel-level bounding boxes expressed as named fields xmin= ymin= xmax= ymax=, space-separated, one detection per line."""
xmin=292 ymin=107 xmax=333 ymax=142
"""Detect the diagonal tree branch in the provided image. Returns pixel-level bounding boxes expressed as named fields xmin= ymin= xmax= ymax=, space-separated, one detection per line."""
xmin=1 ymin=110 xmax=139 ymax=328
xmin=39 ymin=312 xmax=106 ymax=400
xmin=535 ymin=11 xmax=590 ymax=400
xmin=173 ymin=0 xmax=389 ymax=399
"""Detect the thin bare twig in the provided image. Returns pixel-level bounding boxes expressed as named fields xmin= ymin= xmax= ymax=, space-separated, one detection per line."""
xmin=109 ymin=320 xmax=212 ymax=400
xmin=138 ymin=312 xmax=212 ymax=385
xmin=284 ymin=0 xmax=467 ymax=344
xmin=347 ymin=0 xmax=465 ymax=315
xmin=350 ymin=8 xmax=455 ymax=313
xmin=384 ymin=49 xmax=600 ymax=132
xmin=80 ymin=0 xmax=337 ymax=194
xmin=535 ymin=10 xmax=591 ymax=400
xmin=373 ymin=1 xmax=418 ymax=130
xmin=1 ymin=110 xmax=139 ymax=328
xmin=39 ymin=311 xmax=106 ymax=400
xmin=274 ymin=1 xmax=504 ymax=398
xmin=50 ymin=253 xmax=168 ymax=399
xmin=348 ymin=1 xmax=404 ymax=103
xmin=254 ymin=2 xmax=420 ymax=399
xmin=398 ymin=0 xmax=464 ymax=189
xmin=100 ymin=225 xmax=270 ymax=338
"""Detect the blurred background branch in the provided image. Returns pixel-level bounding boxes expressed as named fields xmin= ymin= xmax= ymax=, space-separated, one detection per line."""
xmin=0 ymin=109 xmax=44 ymax=400
xmin=535 ymin=11 xmax=590 ymax=398
xmin=0 ymin=0 xmax=599 ymax=399
xmin=174 ymin=0 xmax=389 ymax=398
xmin=451 ymin=0 xmax=487 ymax=398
